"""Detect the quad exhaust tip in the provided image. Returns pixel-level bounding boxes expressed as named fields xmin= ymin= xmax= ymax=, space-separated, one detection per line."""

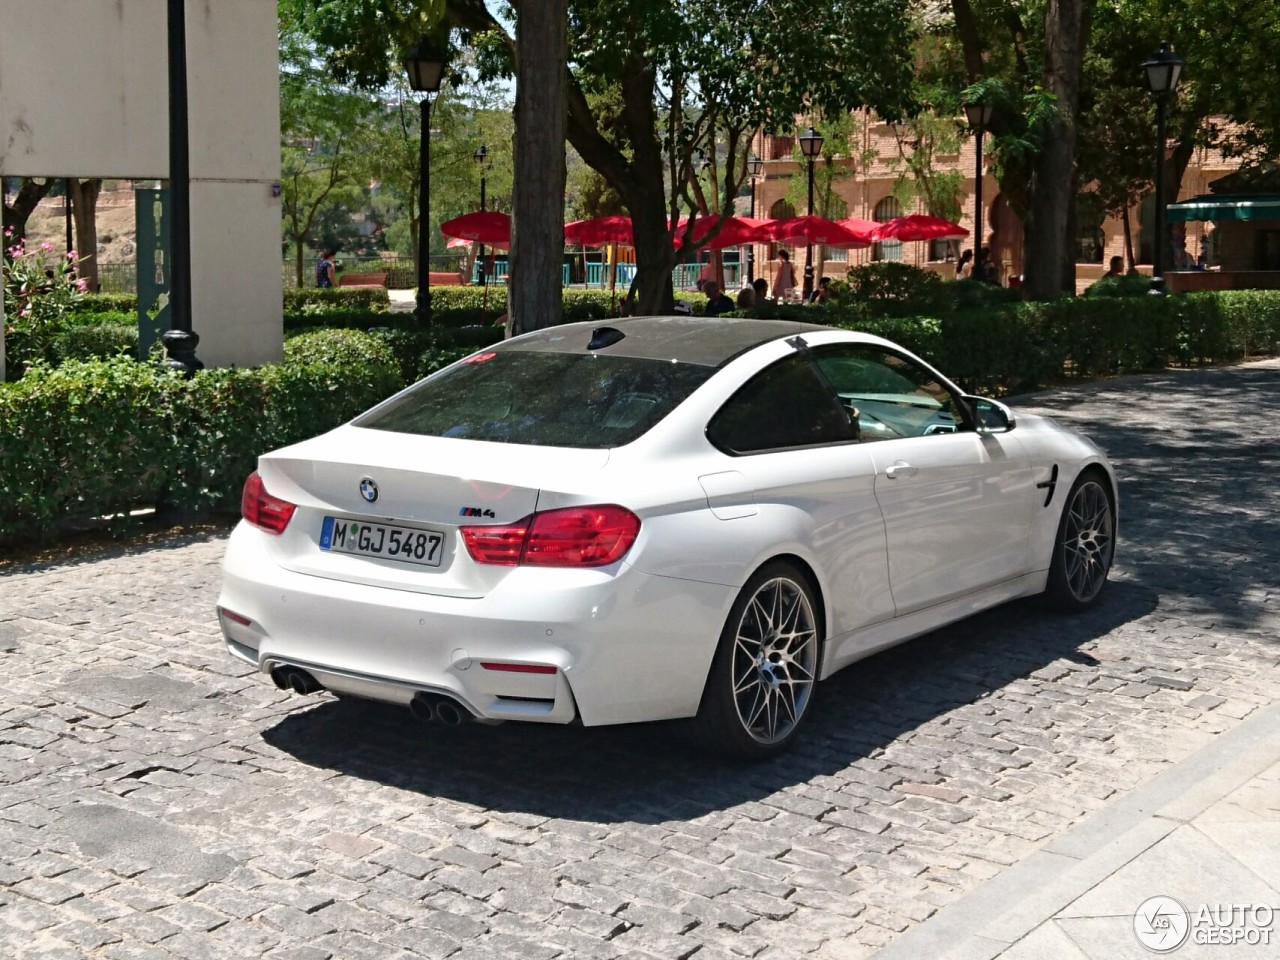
xmin=267 ymin=665 xmax=475 ymax=725
xmin=410 ymin=692 xmax=474 ymax=726
xmin=270 ymin=666 xmax=324 ymax=696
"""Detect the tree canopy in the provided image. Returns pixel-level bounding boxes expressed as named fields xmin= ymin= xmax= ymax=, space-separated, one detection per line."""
xmin=283 ymin=0 xmax=919 ymax=312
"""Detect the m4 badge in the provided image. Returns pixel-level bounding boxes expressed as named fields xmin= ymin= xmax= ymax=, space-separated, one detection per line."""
xmin=459 ymin=507 xmax=497 ymax=518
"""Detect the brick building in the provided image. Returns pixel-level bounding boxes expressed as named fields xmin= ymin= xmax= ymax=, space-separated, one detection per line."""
xmin=748 ymin=113 xmax=1240 ymax=294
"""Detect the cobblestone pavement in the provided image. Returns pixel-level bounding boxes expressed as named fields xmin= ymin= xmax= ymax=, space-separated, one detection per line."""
xmin=2 ymin=361 xmax=1278 ymax=960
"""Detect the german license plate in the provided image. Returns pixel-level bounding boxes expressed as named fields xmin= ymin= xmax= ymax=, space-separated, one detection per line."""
xmin=319 ymin=517 xmax=445 ymax=567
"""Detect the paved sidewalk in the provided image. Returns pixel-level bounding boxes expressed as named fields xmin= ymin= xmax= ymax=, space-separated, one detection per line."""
xmin=388 ymin=288 xmax=416 ymax=313
xmin=871 ymin=698 xmax=1280 ymax=959
xmin=1 ymin=359 xmax=1278 ymax=960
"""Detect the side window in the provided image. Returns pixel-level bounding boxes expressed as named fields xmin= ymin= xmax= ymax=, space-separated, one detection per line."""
xmin=708 ymin=354 xmax=854 ymax=454
xmin=813 ymin=345 xmax=968 ymax=442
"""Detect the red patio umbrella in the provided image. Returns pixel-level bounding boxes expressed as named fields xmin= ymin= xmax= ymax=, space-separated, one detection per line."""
xmin=564 ymin=215 xmax=634 ymax=246
xmin=836 ymin=218 xmax=881 ymax=242
xmin=767 ymin=215 xmax=871 ymax=248
xmin=674 ymin=215 xmax=772 ymax=250
xmin=440 ymin=211 xmax=511 ymax=245
xmin=447 ymin=236 xmax=508 ymax=252
xmin=869 ymin=214 xmax=968 ymax=243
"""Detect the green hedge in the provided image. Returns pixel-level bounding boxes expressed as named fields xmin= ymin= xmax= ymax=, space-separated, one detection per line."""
xmin=1083 ymin=274 xmax=1152 ymax=298
xmin=50 ymin=323 xmax=138 ymax=364
xmin=283 ymin=324 xmax=505 ymax=387
xmin=71 ymin=293 xmax=137 ymax=314
xmin=6 ymin=282 xmax=1279 ymax=547
xmin=0 ymin=340 xmax=401 ymax=546
xmin=283 ymin=287 xmax=391 ymax=314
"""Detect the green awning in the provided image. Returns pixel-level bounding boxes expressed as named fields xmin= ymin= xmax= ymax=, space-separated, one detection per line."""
xmin=1167 ymin=194 xmax=1280 ymax=222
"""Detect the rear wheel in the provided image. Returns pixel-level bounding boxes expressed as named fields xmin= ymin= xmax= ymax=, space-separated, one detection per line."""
xmin=691 ymin=561 xmax=821 ymax=760
xmin=1046 ymin=470 xmax=1115 ymax=610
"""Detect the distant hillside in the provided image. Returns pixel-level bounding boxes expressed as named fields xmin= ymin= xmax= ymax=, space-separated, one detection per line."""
xmin=24 ymin=184 xmax=140 ymax=267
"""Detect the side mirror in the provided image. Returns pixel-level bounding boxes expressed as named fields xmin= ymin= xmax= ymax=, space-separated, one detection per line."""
xmin=966 ymin=395 xmax=1016 ymax=433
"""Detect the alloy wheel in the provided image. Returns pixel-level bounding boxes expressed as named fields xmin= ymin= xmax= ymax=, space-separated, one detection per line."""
xmin=730 ymin=577 xmax=818 ymax=745
xmin=1061 ymin=480 xmax=1114 ymax=604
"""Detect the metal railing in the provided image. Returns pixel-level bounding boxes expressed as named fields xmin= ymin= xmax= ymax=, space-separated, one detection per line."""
xmin=90 ymin=255 xmax=741 ymax=294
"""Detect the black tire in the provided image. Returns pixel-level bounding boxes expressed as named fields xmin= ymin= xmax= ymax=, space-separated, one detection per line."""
xmin=1045 ymin=469 xmax=1116 ymax=611
xmin=690 ymin=561 xmax=822 ymax=760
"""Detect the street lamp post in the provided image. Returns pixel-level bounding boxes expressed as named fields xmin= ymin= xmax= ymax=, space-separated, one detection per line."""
xmin=473 ymin=145 xmax=488 ymax=289
xmin=798 ymin=126 xmax=824 ymax=301
xmin=1143 ymin=41 xmax=1183 ymax=295
xmin=405 ymin=40 xmax=448 ymax=323
xmin=963 ymin=101 xmax=994 ymax=274
xmin=162 ymin=0 xmax=201 ymax=374
xmin=746 ymin=153 xmax=763 ymax=284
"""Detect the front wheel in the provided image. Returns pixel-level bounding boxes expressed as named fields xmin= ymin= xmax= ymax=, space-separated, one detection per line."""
xmin=1045 ymin=470 xmax=1116 ymax=610
xmin=690 ymin=562 xmax=821 ymax=760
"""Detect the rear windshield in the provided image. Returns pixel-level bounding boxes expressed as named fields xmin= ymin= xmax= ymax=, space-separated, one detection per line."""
xmin=356 ymin=350 xmax=715 ymax=448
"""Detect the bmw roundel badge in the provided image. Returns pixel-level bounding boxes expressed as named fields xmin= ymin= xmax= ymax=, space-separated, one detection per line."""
xmin=359 ymin=477 xmax=379 ymax=503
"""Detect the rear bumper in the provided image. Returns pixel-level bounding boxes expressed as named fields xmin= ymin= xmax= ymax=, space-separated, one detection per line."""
xmin=217 ymin=523 xmax=735 ymax=726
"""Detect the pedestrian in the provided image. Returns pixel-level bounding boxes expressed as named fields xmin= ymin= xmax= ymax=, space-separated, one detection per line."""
xmin=772 ymin=249 xmax=795 ymax=302
xmin=316 ymin=249 xmax=337 ymax=289
xmin=736 ymin=285 xmax=756 ymax=310
xmin=703 ymin=280 xmax=735 ymax=317
xmin=976 ymin=247 xmax=999 ymax=285
xmin=1106 ymin=255 xmax=1123 ymax=277
xmin=956 ymin=249 xmax=974 ymax=279
xmin=809 ymin=276 xmax=833 ymax=304
xmin=752 ymin=276 xmax=769 ymax=303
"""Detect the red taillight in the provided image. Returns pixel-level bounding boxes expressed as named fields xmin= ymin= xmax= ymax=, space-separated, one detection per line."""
xmin=480 ymin=662 xmax=558 ymax=674
xmin=241 ymin=470 xmax=297 ymax=535
xmin=461 ymin=505 xmax=640 ymax=567
xmin=218 ymin=606 xmax=252 ymax=627
xmin=460 ymin=518 xmax=530 ymax=566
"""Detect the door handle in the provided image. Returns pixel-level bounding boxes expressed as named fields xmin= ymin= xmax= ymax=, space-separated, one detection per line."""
xmin=884 ymin=460 xmax=918 ymax=479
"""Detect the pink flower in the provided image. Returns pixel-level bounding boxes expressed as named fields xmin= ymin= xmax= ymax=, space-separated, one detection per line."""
xmin=76 ymin=278 xmax=89 ymax=292
xmin=67 ymin=250 xmax=78 ymax=260
xmin=40 ymin=242 xmax=54 ymax=252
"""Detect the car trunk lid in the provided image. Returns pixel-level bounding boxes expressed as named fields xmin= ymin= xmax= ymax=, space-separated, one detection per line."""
xmin=256 ymin=426 xmax=610 ymax=597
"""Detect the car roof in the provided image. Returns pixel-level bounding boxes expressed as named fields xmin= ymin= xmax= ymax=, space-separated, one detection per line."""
xmin=498 ymin=316 xmax=836 ymax=368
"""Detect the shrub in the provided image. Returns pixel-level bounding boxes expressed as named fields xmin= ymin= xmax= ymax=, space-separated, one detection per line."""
xmin=0 ymin=359 xmax=179 ymax=541
xmin=842 ymin=262 xmax=950 ymax=317
xmin=49 ymin=323 xmax=138 ymax=363
xmin=948 ymin=278 xmax=1023 ymax=311
xmin=1216 ymin=290 xmax=1280 ymax=354
xmin=417 ymin=346 xmax=477 ymax=380
xmin=71 ymin=293 xmax=137 ymax=314
xmin=3 ymin=233 xmax=90 ymax=377
xmin=1083 ymin=273 xmax=1152 ymax=298
xmin=59 ymin=309 xmax=136 ymax=327
xmin=283 ymin=327 xmax=399 ymax=376
xmin=282 ymin=286 xmax=390 ymax=315
xmin=0 ymin=343 xmax=404 ymax=546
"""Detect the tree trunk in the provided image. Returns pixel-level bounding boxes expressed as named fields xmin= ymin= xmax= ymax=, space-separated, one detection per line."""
xmin=509 ymin=0 xmax=568 ymax=335
xmin=1021 ymin=0 xmax=1094 ymax=301
xmin=295 ymin=236 xmax=306 ymax=288
xmin=68 ymin=179 xmax=103 ymax=292
xmin=564 ymin=53 xmax=675 ymax=316
xmin=628 ymin=192 xmax=678 ymax=314
xmin=1 ymin=177 xmax=55 ymax=242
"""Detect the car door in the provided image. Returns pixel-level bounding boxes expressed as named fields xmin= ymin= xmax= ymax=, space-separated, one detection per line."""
xmin=811 ymin=344 xmax=1037 ymax=615
xmin=704 ymin=352 xmax=897 ymax=641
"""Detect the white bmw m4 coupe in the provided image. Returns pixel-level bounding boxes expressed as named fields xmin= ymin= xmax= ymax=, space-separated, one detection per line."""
xmin=218 ymin=316 xmax=1116 ymax=758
